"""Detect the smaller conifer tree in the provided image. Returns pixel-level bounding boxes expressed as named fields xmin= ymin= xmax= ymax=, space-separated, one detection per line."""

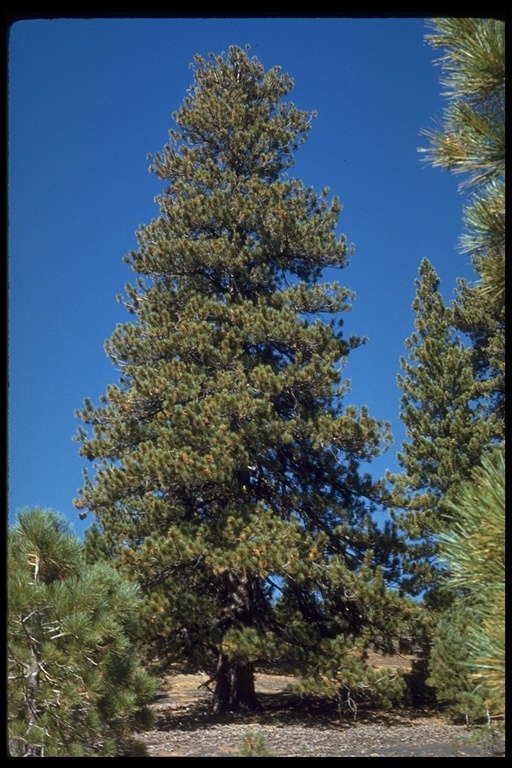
xmin=434 ymin=447 xmax=505 ymax=721
xmin=8 ymin=508 xmax=157 ymax=757
xmin=389 ymin=258 xmax=494 ymax=596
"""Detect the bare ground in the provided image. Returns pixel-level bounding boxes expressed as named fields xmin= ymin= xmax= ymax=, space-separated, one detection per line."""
xmin=134 ymin=657 xmax=505 ymax=758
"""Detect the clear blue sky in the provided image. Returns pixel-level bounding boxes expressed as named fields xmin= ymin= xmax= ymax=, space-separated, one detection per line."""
xmin=8 ymin=15 xmax=475 ymax=539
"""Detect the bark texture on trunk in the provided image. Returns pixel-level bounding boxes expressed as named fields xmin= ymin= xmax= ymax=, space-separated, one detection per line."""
xmin=210 ymin=569 xmax=262 ymax=714
xmin=210 ymin=653 xmax=232 ymax=714
xmin=210 ymin=654 xmax=260 ymax=714
xmin=233 ymin=662 xmax=261 ymax=711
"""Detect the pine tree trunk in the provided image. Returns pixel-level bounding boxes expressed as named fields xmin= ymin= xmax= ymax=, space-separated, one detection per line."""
xmin=210 ymin=653 xmax=232 ymax=714
xmin=210 ymin=569 xmax=261 ymax=714
xmin=233 ymin=662 xmax=261 ymax=711
xmin=210 ymin=654 xmax=260 ymax=713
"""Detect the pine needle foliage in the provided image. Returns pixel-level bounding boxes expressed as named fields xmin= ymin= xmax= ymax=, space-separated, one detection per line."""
xmin=421 ymin=17 xmax=505 ymax=409
xmin=8 ymin=508 xmax=157 ymax=757
xmin=436 ymin=447 xmax=505 ymax=718
xmin=420 ymin=17 xmax=504 ymax=189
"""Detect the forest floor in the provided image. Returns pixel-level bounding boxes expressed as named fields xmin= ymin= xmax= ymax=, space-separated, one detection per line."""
xmin=133 ymin=654 xmax=505 ymax=758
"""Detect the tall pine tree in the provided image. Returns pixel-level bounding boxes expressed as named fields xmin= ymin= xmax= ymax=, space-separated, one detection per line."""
xmin=75 ymin=46 xmax=408 ymax=713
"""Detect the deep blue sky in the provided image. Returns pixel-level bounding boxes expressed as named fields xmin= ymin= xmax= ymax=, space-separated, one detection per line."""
xmin=8 ymin=16 xmax=475 ymax=538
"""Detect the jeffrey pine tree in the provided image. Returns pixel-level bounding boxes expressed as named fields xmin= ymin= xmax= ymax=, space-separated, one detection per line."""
xmin=75 ymin=46 xmax=411 ymax=714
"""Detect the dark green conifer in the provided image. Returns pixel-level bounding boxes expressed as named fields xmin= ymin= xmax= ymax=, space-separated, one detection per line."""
xmin=75 ymin=46 xmax=408 ymax=713
xmin=389 ymin=258 xmax=495 ymax=595
xmin=8 ymin=508 xmax=157 ymax=757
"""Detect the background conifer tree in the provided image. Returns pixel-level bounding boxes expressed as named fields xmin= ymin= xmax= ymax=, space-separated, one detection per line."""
xmin=390 ymin=258 xmax=495 ymax=596
xmin=74 ymin=46 xmax=410 ymax=713
xmin=8 ymin=508 xmax=157 ymax=757
xmin=390 ymin=17 xmax=505 ymax=716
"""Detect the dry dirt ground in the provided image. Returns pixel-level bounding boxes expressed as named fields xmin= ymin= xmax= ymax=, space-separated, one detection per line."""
xmin=134 ymin=656 xmax=505 ymax=758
